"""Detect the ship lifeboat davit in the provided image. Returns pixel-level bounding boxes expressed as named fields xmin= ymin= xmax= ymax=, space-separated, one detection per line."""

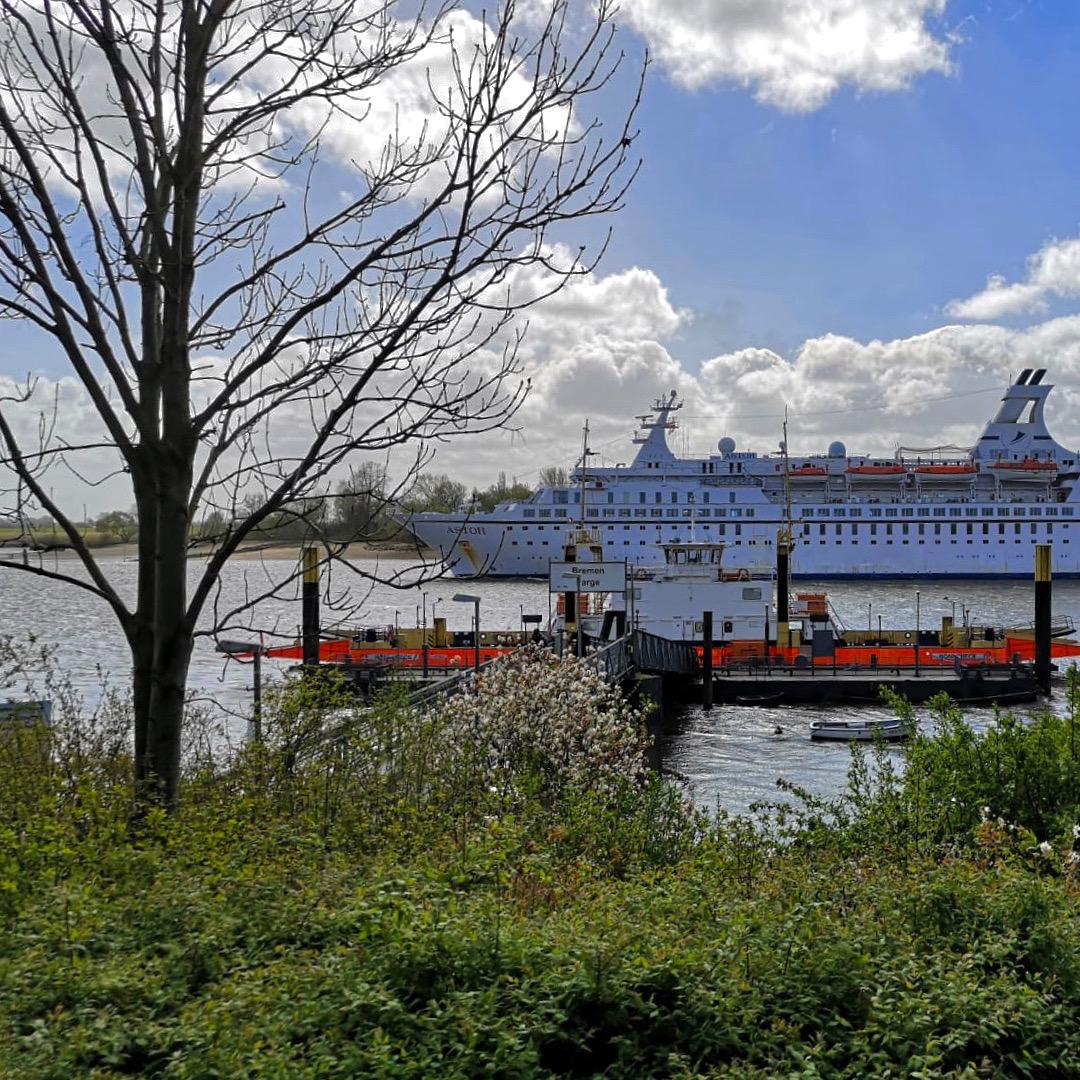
xmin=914 ymin=463 xmax=978 ymax=483
xmin=787 ymin=464 xmax=829 ymax=485
xmin=845 ymin=463 xmax=905 ymax=483
xmin=989 ymin=457 xmax=1058 ymax=482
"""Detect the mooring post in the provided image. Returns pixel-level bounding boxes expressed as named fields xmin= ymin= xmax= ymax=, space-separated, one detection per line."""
xmin=301 ymin=545 xmax=320 ymax=669
xmin=776 ymin=535 xmax=790 ymax=661
xmin=252 ymin=647 xmax=262 ymax=741
xmin=1035 ymin=543 xmax=1052 ymax=694
xmin=702 ymin=610 xmax=713 ymax=711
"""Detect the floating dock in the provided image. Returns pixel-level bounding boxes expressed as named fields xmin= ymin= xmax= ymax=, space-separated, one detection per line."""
xmin=697 ymin=664 xmax=1039 ymax=707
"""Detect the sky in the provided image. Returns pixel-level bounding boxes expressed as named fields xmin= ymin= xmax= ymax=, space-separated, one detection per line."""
xmin=6 ymin=0 xmax=1080 ymax=511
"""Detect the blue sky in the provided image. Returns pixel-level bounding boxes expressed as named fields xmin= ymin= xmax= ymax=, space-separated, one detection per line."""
xmin=605 ymin=0 xmax=1080 ymax=359
xmin=8 ymin=0 xmax=1080 ymax=507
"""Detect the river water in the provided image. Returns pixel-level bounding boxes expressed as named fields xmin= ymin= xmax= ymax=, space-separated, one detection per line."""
xmin=2 ymin=551 xmax=1077 ymax=814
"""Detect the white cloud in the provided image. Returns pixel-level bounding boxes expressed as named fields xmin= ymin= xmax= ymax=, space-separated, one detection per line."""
xmin=946 ymin=235 xmax=1080 ymax=320
xmin=15 ymin=260 xmax=1080 ymax=515
xmin=619 ymin=0 xmax=952 ymax=111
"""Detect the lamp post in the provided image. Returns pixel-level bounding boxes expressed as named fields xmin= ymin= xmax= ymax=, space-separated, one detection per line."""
xmin=453 ymin=593 xmax=482 ymax=674
xmin=943 ymin=596 xmax=957 ymax=622
xmin=216 ymin=639 xmax=265 ymax=742
xmin=867 ymin=602 xmax=872 ymax=632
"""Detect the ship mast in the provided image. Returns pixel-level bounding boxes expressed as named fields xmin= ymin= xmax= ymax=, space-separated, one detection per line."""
xmin=781 ymin=408 xmax=793 ymax=546
xmin=578 ymin=419 xmax=593 ymax=526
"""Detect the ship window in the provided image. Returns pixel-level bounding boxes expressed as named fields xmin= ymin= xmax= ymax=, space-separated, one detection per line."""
xmin=1014 ymin=507 xmax=1026 ymax=516
xmin=603 ymin=509 xmax=615 ymax=517
xmin=729 ymin=492 xmax=736 ymax=503
xmin=1015 ymin=524 xmax=1022 ymax=535
xmin=997 ymin=509 xmax=1009 ymax=517
xmin=833 ymin=509 xmax=845 ymax=517
xmin=1030 ymin=508 xmax=1042 ymax=517
xmin=730 ymin=508 xmax=742 ymax=518
xmin=746 ymin=509 xmax=755 ymax=518
xmin=870 ymin=508 xmax=882 ymax=517
xmin=835 ymin=524 xmax=842 ymax=535
xmin=703 ymin=493 xmax=710 ymax=504
xmin=523 ymin=509 xmax=535 ymax=518
xmin=742 ymin=587 xmax=762 ymax=600
xmin=572 ymin=491 xmax=579 ymax=503
xmin=714 ymin=508 xmax=726 ymax=517
xmin=554 ymin=490 xmax=568 ymax=504
xmin=965 ymin=508 xmax=978 ymax=517
xmin=902 ymin=524 xmax=909 ymax=535
xmin=950 ymin=524 xmax=957 ymax=535
xmin=934 ymin=524 xmax=941 ymax=535
xmin=886 ymin=524 xmax=893 ymax=536
xmin=817 ymin=509 xmax=829 ymax=517
xmin=671 ymin=491 xmax=678 ymax=503
xmin=849 ymin=508 xmax=862 ymax=518
xmin=735 ymin=525 xmax=742 ymax=536
xmin=634 ymin=509 xmax=646 ymax=518
xmin=639 ymin=492 xmax=646 ymax=503
xmin=667 ymin=509 xmax=679 ymax=518
xmin=1032 ymin=523 xmax=1038 ymax=535
xmin=655 ymin=492 xmax=662 ymax=503
xmin=803 ymin=524 xmax=810 ymax=536
xmin=1047 ymin=507 xmax=1058 ymax=517
xmin=651 ymin=509 xmax=662 ymax=518
xmin=819 ymin=524 xmax=826 ymax=536
xmin=681 ymin=509 xmax=692 ymax=517
xmin=717 ymin=525 xmax=726 ymax=536
xmin=539 ymin=509 xmax=551 ymax=518
xmin=998 ymin=524 xmax=1005 ymax=534
xmin=949 ymin=508 xmax=962 ymax=517
xmin=982 ymin=524 xmax=989 ymax=535
xmin=885 ymin=508 xmax=897 ymax=517
xmin=870 ymin=524 xmax=877 ymax=535
xmin=554 ymin=509 xmax=567 ymax=517
xmin=607 ymin=493 xmax=613 ymax=504
xmin=1064 ymin=508 xmax=1075 ymax=516
xmin=902 ymin=508 xmax=914 ymax=517
xmin=699 ymin=509 xmax=710 ymax=518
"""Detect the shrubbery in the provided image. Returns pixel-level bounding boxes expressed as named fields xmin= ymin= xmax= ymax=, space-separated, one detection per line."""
xmin=3 ymin=645 xmax=1080 ymax=1077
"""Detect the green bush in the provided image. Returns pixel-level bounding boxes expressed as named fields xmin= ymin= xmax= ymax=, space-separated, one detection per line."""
xmin=4 ymin=649 xmax=1080 ymax=1077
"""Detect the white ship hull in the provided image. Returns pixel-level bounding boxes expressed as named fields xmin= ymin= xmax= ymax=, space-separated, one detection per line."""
xmin=409 ymin=513 xmax=1080 ymax=578
xmin=403 ymin=371 xmax=1080 ymax=579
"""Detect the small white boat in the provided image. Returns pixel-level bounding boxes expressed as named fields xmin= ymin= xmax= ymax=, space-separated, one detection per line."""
xmin=809 ymin=718 xmax=909 ymax=742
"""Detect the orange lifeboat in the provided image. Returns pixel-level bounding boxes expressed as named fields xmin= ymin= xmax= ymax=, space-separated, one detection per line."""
xmin=914 ymin=464 xmax=977 ymax=476
xmin=845 ymin=463 xmax=905 ymax=482
xmin=989 ymin=457 xmax=1058 ymax=482
xmin=787 ymin=464 xmax=829 ymax=485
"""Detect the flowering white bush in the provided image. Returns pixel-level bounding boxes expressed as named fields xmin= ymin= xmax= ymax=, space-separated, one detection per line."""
xmin=431 ymin=647 xmax=650 ymax=809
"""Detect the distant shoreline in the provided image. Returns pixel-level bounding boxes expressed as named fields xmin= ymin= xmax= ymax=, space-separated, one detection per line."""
xmin=1 ymin=539 xmax=437 ymax=562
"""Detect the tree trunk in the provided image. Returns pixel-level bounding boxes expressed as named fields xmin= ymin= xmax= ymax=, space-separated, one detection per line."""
xmin=144 ymin=472 xmax=193 ymax=808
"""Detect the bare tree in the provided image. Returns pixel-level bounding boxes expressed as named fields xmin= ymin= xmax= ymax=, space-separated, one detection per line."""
xmin=0 ymin=0 xmax=641 ymax=806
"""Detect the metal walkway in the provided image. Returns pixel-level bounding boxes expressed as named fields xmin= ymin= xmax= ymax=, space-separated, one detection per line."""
xmin=403 ymin=629 xmax=697 ymax=709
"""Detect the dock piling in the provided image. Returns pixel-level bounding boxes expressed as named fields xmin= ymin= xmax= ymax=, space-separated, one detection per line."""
xmin=301 ymin=546 xmax=320 ymax=669
xmin=702 ymin=610 xmax=713 ymax=711
xmin=1035 ymin=543 xmax=1052 ymax=693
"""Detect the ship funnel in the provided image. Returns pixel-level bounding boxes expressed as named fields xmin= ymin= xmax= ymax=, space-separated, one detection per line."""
xmin=1017 ymin=368 xmax=1033 ymax=385
xmin=1030 ymin=369 xmax=1046 ymax=385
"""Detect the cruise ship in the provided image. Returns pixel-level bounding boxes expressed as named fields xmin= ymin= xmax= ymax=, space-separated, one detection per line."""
xmin=403 ymin=369 xmax=1080 ymax=578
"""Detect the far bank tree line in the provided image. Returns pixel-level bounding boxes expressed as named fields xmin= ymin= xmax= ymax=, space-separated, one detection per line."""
xmin=80 ymin=463 xmax=572 ymax=545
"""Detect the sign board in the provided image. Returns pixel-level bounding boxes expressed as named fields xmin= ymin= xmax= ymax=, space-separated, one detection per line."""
xmin=548 ymin=561 xmax=626 ymax=593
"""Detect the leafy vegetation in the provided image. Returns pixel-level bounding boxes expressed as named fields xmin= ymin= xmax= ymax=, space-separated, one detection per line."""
xmin=3 ymin=645 xmax=1080 ymax=1077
